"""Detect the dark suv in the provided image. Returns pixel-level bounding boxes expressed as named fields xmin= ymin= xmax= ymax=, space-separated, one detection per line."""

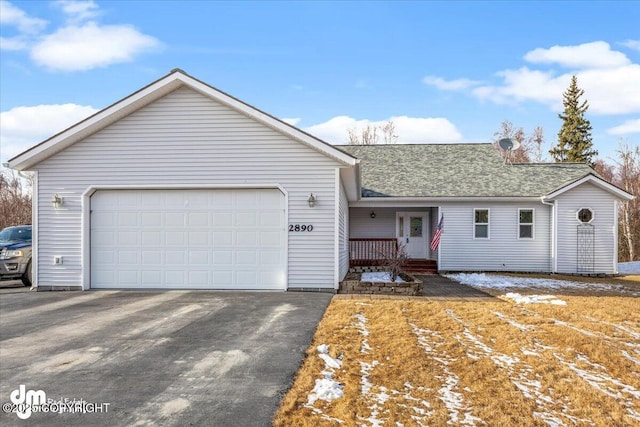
xmin=0 ymin=225 xmax=33 ymax=286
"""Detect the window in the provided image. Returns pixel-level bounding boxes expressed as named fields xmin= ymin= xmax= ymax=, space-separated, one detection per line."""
xmin=410 ymin=216 xmax=423 ymax=237
xmin=519 ymin=209 xmax=534 ymax=239
xmin=474 ymin=209 xmax=489 ymax=238
xmin=577 ymin=208 xmax=593 ymax=223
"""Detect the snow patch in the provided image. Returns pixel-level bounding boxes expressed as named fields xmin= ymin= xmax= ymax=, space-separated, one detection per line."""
xmin=618 ymin=261 xmax=640 ymax=274
xmin=555 ymin=352 xmax=640 ymax=421
xmin=445 ymin=309 xmax=590 ymax=426
xmin=306 ymin=344 xmax=344 ymax=408
xmin=492 ymin=311 xmax=533 ymax=331
xmin=447 ymin=272 xmax=636 ymax=295
xmin=503 ymin=293 xmax=567 ymax=306
xmin=361 ymin=272 xmax=406 ymax=283
xmin=411 ymin=322 xmax=480 ymax=426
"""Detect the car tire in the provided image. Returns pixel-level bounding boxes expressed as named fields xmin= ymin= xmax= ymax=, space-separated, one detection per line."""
xmin=22 ymin=261 xmax=32 ymax=287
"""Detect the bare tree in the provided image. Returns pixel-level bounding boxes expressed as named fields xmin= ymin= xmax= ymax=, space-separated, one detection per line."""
xmin=531 ymin=126 xmax=546 ymax=162
xmin=382 ymin=121 xmax=398 ymax=144
xmin=615 ymin=142 xmax=640 ymax=261
xmin=0 ymin=169 xmax=32 ymax=229
xmin=348 ymin=120 xmax=397 ymax=145
xmin=492 ymin=120 xmax=535 ymax=163
xmin=593 ymin=159 xmax=615 ymax=182
xmin=382 ymin=243 xmax=408 ymax=281
xmin=594 ymin=142 xmax=640 ymax=262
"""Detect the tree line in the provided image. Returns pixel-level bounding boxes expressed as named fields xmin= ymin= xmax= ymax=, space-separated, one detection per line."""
xmin=0 ymin=170 xmax=32 ymax=230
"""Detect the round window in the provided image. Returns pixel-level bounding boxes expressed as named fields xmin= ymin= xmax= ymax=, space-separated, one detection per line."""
xmin=577 ymin=208 xmax=593 ymax=223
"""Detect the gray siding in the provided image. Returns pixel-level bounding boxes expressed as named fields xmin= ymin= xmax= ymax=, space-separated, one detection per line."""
xmin=555 ymin=182 xmax=617 ymax=274
xmin=439 ymin=202 xmax=551 ymax=272
xmin=338 ymin=179 xmax=349 ymax=280
xmin=33 ymin=86 xmax=342 ymax=289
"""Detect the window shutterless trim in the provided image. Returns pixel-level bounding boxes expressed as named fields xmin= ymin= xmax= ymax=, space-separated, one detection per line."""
xmin=473 ymin=208 xmax=490 ymax=239
xmin=518 ymin=208 xmax=535 ymax=240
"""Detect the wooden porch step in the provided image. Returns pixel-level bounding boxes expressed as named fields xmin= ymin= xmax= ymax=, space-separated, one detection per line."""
xmin=404 ymin=259 xmax=438 ymax=274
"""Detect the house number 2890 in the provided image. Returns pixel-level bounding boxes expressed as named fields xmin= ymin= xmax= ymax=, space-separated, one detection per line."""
xmin=289 ymin=224 xmax=313 ymax=232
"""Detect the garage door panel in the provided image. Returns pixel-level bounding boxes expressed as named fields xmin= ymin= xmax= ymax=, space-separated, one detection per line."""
xmin=188 ymin=212 xmax=208 ymax=226
xmin=142 ymin=251 xmax=162 ymax=265
xmin=188 ymin=231 xmax=209 ymax=246
xmin=91 ymin=189 xmax=285 ymax=289
xmin=118 ymin=270 xmax=138 ymax=285
xmin=142 ymin=270 xmax=161 ymax=285
xmin=213 ymin=212 xmax=233 ymax=226
xmin=117 ymin=212 xmax=138 ymax=226
xmin=237 ymin=231 xmax=257 ymax=246
xmin=142 ymin=212 xmax=162 ymax=226
xmin=166 ymin=212 xmax=185 ymax=226
xmin=118 ymin=231 xmax=138 ymax=245
xmin=165 ymin=231 xmax=185 ymax=245
xmin=141 ymin=231 xmax=162 ymax=245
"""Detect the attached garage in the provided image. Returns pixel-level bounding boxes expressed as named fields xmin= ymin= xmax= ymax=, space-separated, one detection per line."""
xmin=8 ymin=69 xmax=358 ymax=292
xmin=90 ymin=188 xmax=286 ymax=290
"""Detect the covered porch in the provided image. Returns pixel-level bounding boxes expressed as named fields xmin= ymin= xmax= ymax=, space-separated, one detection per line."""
xmin=348 ymin=207 xmax=440 ymax=273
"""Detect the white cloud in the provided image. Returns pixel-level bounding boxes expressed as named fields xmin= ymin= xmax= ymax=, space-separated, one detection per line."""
xmin=0 ymin=35 xmax=27 ymax=50
xmin=607 ymin=118 xmax=640 ymax=135
xmin=423 ymin=41 xmax=640 ymax=116
xmin=620 ymin=39 xmax=640 ymax=52
xmin=281 ymin=117 xmax=301 ymax=126
xmin=472 ymin=67 xmax=568 ymax=107
xmin=423 ymin=75 xmax=480 ymax=91
xmin=0 ymin=104 xmax=98 ymax=162
xmin=473 ymin=64 xmax=640 ymax=115
xmin=31 ymin=22 xmax=160 ymax=71
xmin=55 ymin=0 xmax=100 ymax=24
xmin=304 ymin=115 xmax=463 ymax=145
xmin=0 ymin=1 xmax=47 ymax=34
xmin=524 ymin=41 xmax=630 ymax=69
xmin=0 ymin=1 xmax=160 ymax=70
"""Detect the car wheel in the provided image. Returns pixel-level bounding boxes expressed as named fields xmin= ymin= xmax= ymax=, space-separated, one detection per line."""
xmin=22 ymin=261 xmax=32 ymax=287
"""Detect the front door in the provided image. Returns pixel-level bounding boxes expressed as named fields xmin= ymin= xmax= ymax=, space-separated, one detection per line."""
xmin=396 ymin=212 xmax=428 ymax=259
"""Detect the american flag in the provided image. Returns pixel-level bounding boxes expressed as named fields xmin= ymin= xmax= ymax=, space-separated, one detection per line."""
xmin=430 ymin=215 xmax=443 ymax=251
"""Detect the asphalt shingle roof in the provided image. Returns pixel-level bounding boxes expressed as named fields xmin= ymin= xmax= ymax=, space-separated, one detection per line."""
xmin=338 ymin=143 xmax=595 ymax=198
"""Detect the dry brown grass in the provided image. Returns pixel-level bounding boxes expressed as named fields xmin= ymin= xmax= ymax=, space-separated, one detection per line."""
xmin=274 ymin=295 xmax=640 ymax=426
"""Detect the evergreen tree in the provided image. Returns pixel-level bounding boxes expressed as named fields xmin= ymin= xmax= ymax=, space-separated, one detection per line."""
xmin=549 ymin=75 xmax=598 ymax=164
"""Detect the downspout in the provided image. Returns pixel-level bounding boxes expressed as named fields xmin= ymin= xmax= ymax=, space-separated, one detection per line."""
xmin=541 ymin=197 xmax=556 ymax=273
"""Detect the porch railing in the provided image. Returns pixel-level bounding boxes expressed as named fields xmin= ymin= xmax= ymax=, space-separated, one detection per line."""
xmin=349 ymin=238 xmax=398 ymax=267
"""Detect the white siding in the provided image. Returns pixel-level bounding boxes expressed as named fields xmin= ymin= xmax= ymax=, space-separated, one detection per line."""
xmin=439 ymin=202 xmax=551 ymax=272
xmin=338 ymin=179 xmax=349 ymax=280
xmin=34 ymin=86 xmax=341 ymax=289
xmin=555 ymin=182 xmax=617 ymax=274
xmin=350 ymin=207 xmax=398 ymax=238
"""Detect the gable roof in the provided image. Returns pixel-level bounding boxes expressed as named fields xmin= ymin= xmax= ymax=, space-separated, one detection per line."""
xmin=338 ymin=143 xmax=624 ymax=198
xmin=9 ymin=69 xmax=357 ymax=170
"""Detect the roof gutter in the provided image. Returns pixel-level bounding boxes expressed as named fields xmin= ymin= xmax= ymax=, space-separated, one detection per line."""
xmin=350 ymin=196 xmax=541 ymax=206
xmin=540 ymin=196 xmax=557 ymax=274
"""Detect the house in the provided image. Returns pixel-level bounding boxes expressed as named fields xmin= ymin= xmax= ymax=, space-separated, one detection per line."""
xmin=8 ymin=69 xmax=634 ymax=291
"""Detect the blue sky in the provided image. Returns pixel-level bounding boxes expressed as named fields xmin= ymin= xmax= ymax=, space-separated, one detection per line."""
xmin=1 ymin=0 xmax=639 ymax=165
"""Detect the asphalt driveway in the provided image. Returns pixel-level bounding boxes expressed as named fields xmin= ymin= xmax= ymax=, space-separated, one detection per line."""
xmin=0 ymin=289 xmax=332 ymax=426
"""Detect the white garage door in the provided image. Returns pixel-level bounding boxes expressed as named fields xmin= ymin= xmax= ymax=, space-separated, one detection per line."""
xmin=90 ymin=189 xmax=286 ymax=289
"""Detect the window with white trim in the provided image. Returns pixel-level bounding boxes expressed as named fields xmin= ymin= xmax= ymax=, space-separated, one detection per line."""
xmin=474 ymin=209 xmax=489 ymax=238
xmin=519 ymin=209 xmax=534 ymax=239
xmin=577 ymin=208 xmax=593 ymax=223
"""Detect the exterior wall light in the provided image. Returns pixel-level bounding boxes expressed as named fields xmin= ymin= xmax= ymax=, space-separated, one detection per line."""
xmin=370 ymin=211 xmax=376 ymax=218
xmin=307 ymin=193 xmax=317 ymax=208
xmin=53 ymin=194 xmax=63 ymax=209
